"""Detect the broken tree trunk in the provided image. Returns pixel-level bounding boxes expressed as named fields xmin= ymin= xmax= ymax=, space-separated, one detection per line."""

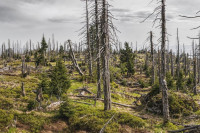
xmin=21 ymin=82 xmax=25 ymax=97
xmin=21 ymin=55 xmax=25 ymax=78
xmin=68 ymin=40 xmax=84 ymax=76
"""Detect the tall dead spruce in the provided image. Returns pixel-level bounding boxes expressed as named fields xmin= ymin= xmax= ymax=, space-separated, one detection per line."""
xmin=80 ymin=0 xmax=93 ymax=77
xmin=95 ymin=0 xmax=102 ymax=98
xmin=142 ymin=0 xmax=170 ymax=123
xmin=102 ymin=0 xmax=111 ymax=110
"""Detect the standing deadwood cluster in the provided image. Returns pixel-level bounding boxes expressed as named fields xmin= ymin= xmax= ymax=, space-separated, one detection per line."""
xmin=80 ymin=0 xmax=117 ymax=110
xmin=142 ymin=0 xmax=170 ymax=123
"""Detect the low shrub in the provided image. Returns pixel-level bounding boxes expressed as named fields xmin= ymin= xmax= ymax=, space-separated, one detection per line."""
xmin=147 ymin=92 xmax=199 ymax=118
xmin=16 ymin=112 xmax=47 ymax=133
xmin=0 ymin=109 xmax=14 ymax=130
xmin=59 ymin=101 xmax=146 ymax=133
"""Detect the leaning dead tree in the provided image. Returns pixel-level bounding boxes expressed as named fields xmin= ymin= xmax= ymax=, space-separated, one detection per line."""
xmin=142 ymin=0 xmax=170 ymax=123
xmin=68 ymin=40 xmax=84 ymax=76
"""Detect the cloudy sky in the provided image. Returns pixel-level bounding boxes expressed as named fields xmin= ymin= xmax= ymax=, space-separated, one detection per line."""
xmin=0 ymin=0 xmax=200 ymax=52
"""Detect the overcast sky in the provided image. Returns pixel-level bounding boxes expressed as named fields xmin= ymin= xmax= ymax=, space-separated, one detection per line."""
xmin=0 ymin=0 xmax=200 ymax=52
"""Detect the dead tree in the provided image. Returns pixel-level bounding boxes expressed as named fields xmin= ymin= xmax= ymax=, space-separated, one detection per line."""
xmin=21 ymin=55 xmax=25 ymax=78
xmin=95 ymin=0 xmax=102 ymax=98
xmin=166 ymin=40 xmax=170 ymax=73
xmin=170 ymin=50 xmax=174 ymax=76
xmin=176 ymin=28 xmax=180 ymax=91
xmin=86 ymin=0 xmax=93 ymax=77
xmin=68 ymin=40 xmax=84 ymax=76
xmin=150 ymin=31 xmax=155 ymax=84
xmin=161 ymin=0 xmax=170 ymax=123
xmin=102 ymin=0 xmax=111 ymax=110
xmin=193 ymin=42 xmax=197 ymax=95
xmin=36 ymin=87 xmax=43 ymax=109
xmin=158 ymin=48 xmax=161 ymax=92
xmin=142 ymin=0 xmax=170 ymax=122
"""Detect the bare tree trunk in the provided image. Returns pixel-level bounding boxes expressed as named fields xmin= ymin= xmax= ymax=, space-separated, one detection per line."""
xmin=198 ymin=35 xmax=200 ymax=83
xmin=170 ymin=49 xmax=174 ymax=76
xmin=193 ymin=42 xmax=197 ymax=95
xmin=187 ymin=53 xmax=190 ymax=76
xmin=95 ymin=0 xmax=101 ymax=98
xmin=86 ymin=0 xmax=93 ymax=77
xmin=68 ymin=40 xmax=84 ymax=76
xmin=166 ymin=40 xmax=170 ymax=72
xmin=161 ymin=0 xmax=170 ymax=123
xmin=150 ymin=31 xmax=155 ymax=84
xmin=102 ymin=0 xmax=111 ymax=110
xmin=158 ymin=48 xmax=161 ymax=92
xmin=177 ymin=28 xmax=180 ymax=91
xmin=21 ymin=55 xmax=25 ymax=78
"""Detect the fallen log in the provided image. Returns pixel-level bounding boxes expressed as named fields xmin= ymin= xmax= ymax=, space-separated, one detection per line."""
xmin=75 ymin=87 xmax=94 ymax=95
xmin=99 ymin=114 xmax=116 ymax=133
xmin=72 ymin=100 xmax=93 ymax=105
xmin=168 ymin=125 xmax=200 ymax=133
xmin=75 ymin=95 xmax=135 ymax=108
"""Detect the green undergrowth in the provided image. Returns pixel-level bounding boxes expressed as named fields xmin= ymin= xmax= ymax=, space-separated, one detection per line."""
xmin=147 ymin=92 xmax=199 ymax=118
xmin=59 ymin=101 xmax=147 ymax=133
xmin=15 ymin=112 xmax=49 ymax=133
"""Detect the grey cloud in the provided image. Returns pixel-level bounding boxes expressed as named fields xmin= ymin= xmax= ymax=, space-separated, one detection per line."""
xmin=48 ymin=17 xmax=78 ymax=23
xmin=0 ymin=5 xmax=23 ymax=22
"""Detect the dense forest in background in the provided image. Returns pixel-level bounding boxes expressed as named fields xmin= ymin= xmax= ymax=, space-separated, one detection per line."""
xmin=1 ymin=0 xmax=200 ymax=132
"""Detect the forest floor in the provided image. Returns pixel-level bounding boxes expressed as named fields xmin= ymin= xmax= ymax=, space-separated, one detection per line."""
xmin=0 ymin=54 xmax=200 ymax=133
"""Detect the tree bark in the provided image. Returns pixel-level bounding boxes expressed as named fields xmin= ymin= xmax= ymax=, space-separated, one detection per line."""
xmin=193 ymin=42 xmax=197 ymax=95
xmin=170 ymin=49 xmax=174 ymax=76
xmin=150 ymin=31 xmax=155 ymax=84
xmin=86 ymin=0 xmax=93 ymax=77
xmin=177 ymin=28 xmax=180 ymax=91
xmin=95 ymin=0 xmax=102 ymax=98
xmin=161 ymin=0 xmax=170 ymax=123
xmin=102 ymin=0 xmax=111 ymax=110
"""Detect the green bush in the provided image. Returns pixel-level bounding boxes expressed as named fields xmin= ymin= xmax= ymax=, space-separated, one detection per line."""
xmin=16 ymin=112 xmax=47 ymax=133
xmin=27 ymin=100 xmax=37 ymax=111
xmin=59 ymin=101 xmax=75 ymax=119
xmin=147 ymin=92 xmax=199 ymax=118
xmin=117 ymin=112 xmax=146 ymax=128
xmin=0 ymin=109 xmax=14 ymax=130
xmin=139 ymin=79 xmax=149 ymax=88
xmin=166 ymin=72 xmax=175 ymax=89
xmin=0 ymin=97 xmax=14 ymax=110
